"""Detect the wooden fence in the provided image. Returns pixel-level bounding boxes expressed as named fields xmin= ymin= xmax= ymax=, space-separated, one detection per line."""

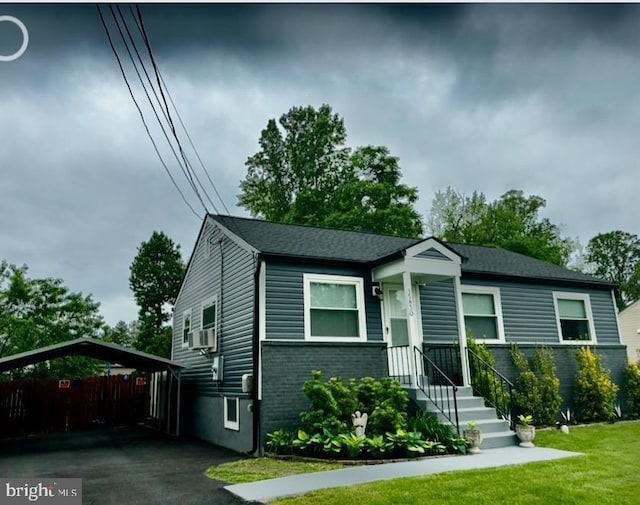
xmin=0 ymin=375 xmax=149 ymax=437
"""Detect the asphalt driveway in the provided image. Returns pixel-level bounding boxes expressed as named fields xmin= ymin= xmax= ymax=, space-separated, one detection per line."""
xmin=0 ymin=426 xmax=250 ymax=505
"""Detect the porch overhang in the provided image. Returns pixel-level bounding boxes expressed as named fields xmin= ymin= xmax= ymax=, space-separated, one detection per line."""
xmin=372 ymin=237 xmax=462 ymax=284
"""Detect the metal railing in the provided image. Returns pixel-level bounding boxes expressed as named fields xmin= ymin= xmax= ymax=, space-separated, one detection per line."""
xmin=424 ymin=345 xmax=464 ymax=386
xmin=467 ymin=347 xmax=515 ymax=425
xmin=386 ymin=345 xmax=412 ymax=385
xmin=414 ymin=346 xmax=460 ymax=434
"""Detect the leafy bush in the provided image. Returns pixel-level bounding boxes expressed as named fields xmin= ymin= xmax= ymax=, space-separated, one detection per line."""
xmin=627 ymin=362 xmax=640 ymax=415
xmin=575 ymin=347 xmax=619 ymax=422
xmin=407 ymin=411 xmax=469 ymax=454
xmin=467 ymin=338 xmax=511 ymax=415
xmin=511 ymin=344 xmax=562 ymax=427
xmin=265 ymin=371 xmax=468 ymax=460
xmin=300 ymin=372 xmax=408 ymax=436
xmin=300 ymin=371 xmax=353 ymax=434
xmin=265 ymin=429 xmax=295 ymax=455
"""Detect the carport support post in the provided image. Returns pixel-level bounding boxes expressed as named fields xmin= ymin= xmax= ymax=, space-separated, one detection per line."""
xmin=167 ymin=371 xmax=173 ymax=435
xmin=175 ymin=370 xmax=181 ymax=436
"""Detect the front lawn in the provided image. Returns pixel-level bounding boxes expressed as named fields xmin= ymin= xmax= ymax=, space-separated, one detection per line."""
xmin=271 ymin=421 xmax=640 ymax=505
xmin=206 ymin=457 xmax=344 ymax=484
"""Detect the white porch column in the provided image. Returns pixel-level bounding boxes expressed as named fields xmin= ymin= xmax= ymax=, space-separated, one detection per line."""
xmin=402 ymin=271 xmax=421 ymax=388
xmin=453 ymin=276 xmax=471 ymax=386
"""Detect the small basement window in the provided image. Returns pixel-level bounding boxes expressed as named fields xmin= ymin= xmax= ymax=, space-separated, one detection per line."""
xmin=224 ymin=397 xmax=239 ymax=431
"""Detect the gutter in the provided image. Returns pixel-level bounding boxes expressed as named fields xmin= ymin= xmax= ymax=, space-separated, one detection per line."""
xmin=248 ymin=255 xmax=262 ymax=456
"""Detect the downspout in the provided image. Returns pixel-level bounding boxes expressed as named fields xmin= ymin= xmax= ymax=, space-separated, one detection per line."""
xmin=248 ymin=255 xmax=262 ymax=456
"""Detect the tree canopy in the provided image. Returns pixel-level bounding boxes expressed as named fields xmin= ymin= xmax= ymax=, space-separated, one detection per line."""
xmin=129 ymin=231 xmax=185 ymax=358
xmin=586 ymin=231 xmax=640 ymax=310
xmin=238 ymin=104 xmax=423 ymax=238
xmin=427 ymin=187 xmax=576 ymax=266
xmin=0 ymin=261 xmax=104 ymax=379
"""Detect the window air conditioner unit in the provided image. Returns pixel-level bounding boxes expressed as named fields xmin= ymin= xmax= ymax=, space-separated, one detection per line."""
xmin=195 ymin=328 xmax=217 ymax=351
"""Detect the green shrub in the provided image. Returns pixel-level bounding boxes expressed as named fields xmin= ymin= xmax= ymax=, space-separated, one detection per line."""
xmin=575 ymin=347 xmax=619 ymax=422
xmin=300 ymin=372 xmax=408 ymax=436
xmin=407 ymin=411 xmax=468 ymax=454
xmin=267 ymin=371 xmax=467 ymax=460
xmin=511 ymin=344 xmax=562 ymax=426
xmin=627 ymin=362 xmax=640 ymax=415
xmin=467 ymin=337 xmax=511 ymax=415
xmin=265 ymin=429 xmax=295 ymax=455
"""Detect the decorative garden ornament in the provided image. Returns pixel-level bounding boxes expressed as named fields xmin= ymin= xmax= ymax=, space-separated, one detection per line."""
xmin=352 ymin=411 xmax=368 ymax=437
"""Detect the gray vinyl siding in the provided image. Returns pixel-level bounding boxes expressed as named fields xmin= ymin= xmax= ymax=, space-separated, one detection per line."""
xmin=420 ymin=279 xmax=460 ymax=343
xmin=173 ymin=219 xmax=255 ymax=397
xmin=462 ymin=279 xmax=620 ymax=345
xmin=265 ymin=261 xmax=383 ymax=341
xmin=417 ymin=277 xmax=620 ymax=346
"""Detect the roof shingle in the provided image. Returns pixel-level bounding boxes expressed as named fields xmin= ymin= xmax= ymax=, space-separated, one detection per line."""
xmin=210 ymin=215 xmax=613 ymax=288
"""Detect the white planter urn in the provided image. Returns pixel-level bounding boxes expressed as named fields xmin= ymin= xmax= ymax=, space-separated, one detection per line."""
xmin=464 ymin=428 xmax=483 ymax=454
xmin=515 ymin=424 xmax=536 ymax=448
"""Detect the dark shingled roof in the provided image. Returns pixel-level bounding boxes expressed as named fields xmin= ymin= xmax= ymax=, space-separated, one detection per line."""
xmin=210 ymin=215 xmax=613 ymax=288
xmin=211 ymin=214 xmax=417 ymax=263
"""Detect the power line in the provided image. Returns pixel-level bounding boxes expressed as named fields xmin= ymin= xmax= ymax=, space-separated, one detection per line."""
xmin=110 ymin=5 xmax=213 ymax=214
xmin=96 ymin=5 xmax=201 ymax=221
xmin=134 ymin=5 xmax=221 ymax=215
xmin=129 ymin=5 xmax=230 ymax=215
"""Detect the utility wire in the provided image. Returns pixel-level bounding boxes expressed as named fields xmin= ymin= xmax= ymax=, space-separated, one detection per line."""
xmin=97 ymin=5 xmax=201 ymax=221
xmin=134 ymin=5 xmax=215 ymax=215
xmin=130 ymin=5 xmax=229 ymax=215
xmin=111 ymin=5 xmax=214 ymax=214
xmin=159 ymin=72 xmax=231 ymax=215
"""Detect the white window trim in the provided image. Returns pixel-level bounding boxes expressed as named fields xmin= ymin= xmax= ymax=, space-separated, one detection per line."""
xmin=181 ymin=309 xmax=192 ymax=348
xmin=201 ymin=294 xmax=219 ymax=331
xmin=303 ymin=273 xmax=367 ymax=342
xmin=223 ymin=396 xmax=240 ymax=431
xmin=460 ymin=285 xmax=506 ymax=343
xmin=552 ymin=292 xmax=597 ymax=345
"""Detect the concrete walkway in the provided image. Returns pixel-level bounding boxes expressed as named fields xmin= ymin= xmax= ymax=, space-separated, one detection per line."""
xmin=225 ymin=446 xmax=582 ymax=503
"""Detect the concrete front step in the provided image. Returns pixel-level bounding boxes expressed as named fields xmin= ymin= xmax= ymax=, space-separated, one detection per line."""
xmin=406 ymin=385 xmax=518 ymax=448
xmin=479 ymin=430 xmax=519 ymax=449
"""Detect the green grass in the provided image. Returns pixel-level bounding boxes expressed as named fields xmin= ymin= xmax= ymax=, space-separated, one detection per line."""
xmin=206 ymin=457 xmax=345 ymax=484
xmin=269 ymin=421 xmax=640 ymax=505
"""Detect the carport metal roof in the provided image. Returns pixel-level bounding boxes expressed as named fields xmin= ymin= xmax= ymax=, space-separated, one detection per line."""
xmin=0 ymin=337 xmax=185 ymax=373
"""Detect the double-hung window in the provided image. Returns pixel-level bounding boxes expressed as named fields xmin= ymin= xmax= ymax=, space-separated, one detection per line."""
xmin=461 ymin=286 xmax=505 ymax=342
xmin=202 ymin=297 xmax=217 ymax=332
xmin=553 ymin=292 xmax=596 ymax=343
xmin=182 ymin=310 xmax=192 ymax=347
xmin=303 ymin=274 xmax=367 ymax=342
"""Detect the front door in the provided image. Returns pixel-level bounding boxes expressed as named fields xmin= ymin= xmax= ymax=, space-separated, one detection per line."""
xmin=384 ymin=284 xmax=412 ymax=383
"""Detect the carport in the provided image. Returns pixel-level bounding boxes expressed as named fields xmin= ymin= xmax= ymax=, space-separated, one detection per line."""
xmin=0 ymin=337 xmax=185 ymax=436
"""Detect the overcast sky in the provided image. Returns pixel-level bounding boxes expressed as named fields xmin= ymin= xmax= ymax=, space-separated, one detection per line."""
xmin=1 ymin=3 xmax=639 ymax=326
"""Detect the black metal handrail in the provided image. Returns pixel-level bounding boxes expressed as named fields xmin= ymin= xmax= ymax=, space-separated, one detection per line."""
xmin=386 ymin=346 xmax=412 ymax=385
xmin=414 ymin=346 xmax=460 ymax=434
xmin=467 ymin=347 xmax=515 ymax=425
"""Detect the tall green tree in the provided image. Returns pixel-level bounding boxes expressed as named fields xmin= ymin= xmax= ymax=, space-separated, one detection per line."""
xmin=427 ymin=188 xmax=576 ymax=266
xmin=586 ymin=231 xmax=640 ymax=310
xmin=239 ymin=104 xmax=423 ymax=238
xmin=129 ymin=231 xmax=185 ymax=358
xmin=0 ymin=261 xmax=104 ymax=379
xmin=102 ymin=320 xmax=137 ymax=348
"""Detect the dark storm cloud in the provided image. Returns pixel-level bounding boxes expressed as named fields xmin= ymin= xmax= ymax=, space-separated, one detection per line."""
xmin=1 ymin=3 xmax=639 ymax=324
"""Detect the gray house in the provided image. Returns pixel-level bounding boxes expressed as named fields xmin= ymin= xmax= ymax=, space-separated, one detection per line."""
xmin=172 ymin=214 xmax=626 ymax=453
